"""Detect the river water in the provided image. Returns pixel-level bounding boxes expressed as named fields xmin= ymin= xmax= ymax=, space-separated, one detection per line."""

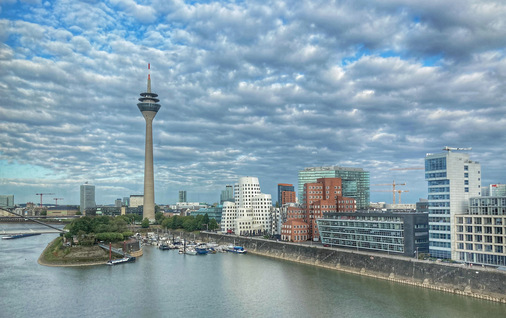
xmin=1 ymin=223 xmax=505 ymax=318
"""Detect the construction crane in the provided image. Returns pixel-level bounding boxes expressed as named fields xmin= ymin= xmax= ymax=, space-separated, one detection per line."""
xmin=35 ymin=193 xmax=55 ymax=207
xmin=396 ymin=190 xmax=409 ymax=204
xmin=371 ymin=180 xmax=406 ymax=204
xmin=53 ymin=198 xmax=64 ymax=207
xmin=443 ymin=146 xmax=472 ymax=152
xmin=371 ymin=189 xmax=410 ymax=204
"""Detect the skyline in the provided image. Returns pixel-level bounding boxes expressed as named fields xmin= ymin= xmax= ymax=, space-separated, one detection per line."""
xmin=1 ymin=0 xmax=505 ymax=205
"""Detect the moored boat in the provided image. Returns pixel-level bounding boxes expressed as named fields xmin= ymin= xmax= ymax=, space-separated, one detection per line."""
xmin=2 ymin=233 xmax=41 ymax=240
xmin=226 ymin=246 xmax=247 ymax=254
xmin=106 ymin=256 xmax=136 ymax=266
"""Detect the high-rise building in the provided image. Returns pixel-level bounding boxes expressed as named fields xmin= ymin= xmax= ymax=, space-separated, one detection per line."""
xmin=0 ymin=195 xmax=14 ymax=209
xmin=137 ymin=64 xmax=161 ymax=221
xmin=220 ymin=185 xmax=234 ymax=204
xmin=298 ymin=166 xmax=370 ymax=209
xmin=425 ymin=149 xmax=481 ymax=259
xmin=115 ymin=198 xmax=122 ymax=207
xmin=220 ymin=177 xmax=272 ymax=235
xmin=179 ymin=190 xmax=187 ymax=203
xmin=80 ymin=183 xmax=96 ymax=214
xmin=487 ymin=184 xmax=506 ymax=197
xmin=123 ymin=197 xmax=130 ymax=207
xmin=277 ymin=183 xmax=295 ymax=206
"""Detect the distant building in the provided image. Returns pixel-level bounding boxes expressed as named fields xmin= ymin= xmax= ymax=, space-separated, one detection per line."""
xmin=80 ymin=183 xmax=96 ymax=214
xmin=46 ymin=205 xmax=79 ymax=217
xmin=485 ymin=184 xmax=506 ymax=197
xmin=179 ymin=190 xmax=187 ymax=203
xmin=191 ymin=205 xmax=223 ymax=224
xmin=130 ymin=195 xmax=144 ymax=208
xmin=277 ymin=183 xmax=295 ymax=206
xmin=220 ymin=185 xmax=234 ymax=204
xmin=0 ymin=195 xmax=14 ymax=209
xmin=115 ymin=198 xmax=122 ymax=207
xmin=454 ymin=197 xmax=506 ymax=266
xmin=317 ymin=212 xmax=429 ymax=257
xmin=416 ymin=199 xmax=429 ymax=213
xmin=425 ymin=149 xmax=481 ymax=259
xmin=123 ymin=197 xmax=130 ymax=207
xmin=298 ymin=166 xmax=370 ymax=209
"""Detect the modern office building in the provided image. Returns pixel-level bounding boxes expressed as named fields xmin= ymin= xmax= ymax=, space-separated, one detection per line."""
xmin=454 ymin=197 xmax=506 ymax=266
xmin=220 ymin=177 xmax=272 ymax=235
xmin=80 ymin=183 xmax=96 ymax=214
xmin=191 ymin=205 xmax=223 ymax=224
xmin=425 ymin=149 xmax=481 ymax=259
xmin=137 ymin=64 xmax=161 ymax=222
xmin=0 ymin=195 xmax=14 ymax=209
xmin=298 ymin=166 xmax=370 ymax=209
xmin=220 ymin=185 xmax=234 ymax=204
xmin=484 ymin=184 xmax=506 ymax=197
xmin=317 ymin=212 xmax=429 ymax=257
xmin=277 ymin=183 xmax=295 ymax=206
xmin=115 ymin=198 xmax=122 ymax=207
xmin=179 ymin=190 xmax=187 ymax=203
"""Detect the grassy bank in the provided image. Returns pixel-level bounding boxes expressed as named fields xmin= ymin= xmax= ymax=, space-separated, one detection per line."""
xmin=39 ymin=237 xmax=112 ymax=267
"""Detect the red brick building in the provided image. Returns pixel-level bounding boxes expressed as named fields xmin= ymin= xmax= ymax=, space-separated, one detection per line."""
xmin=303 ymin=177 xmax=356 ymax=240
xmin=281 ymin=219 xmax=309 ymax=242
xmin=281 ymin=190 xmax=296 ymax=205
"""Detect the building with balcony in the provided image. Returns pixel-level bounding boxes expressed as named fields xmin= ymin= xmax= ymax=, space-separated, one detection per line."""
xmin=454 ymin=196 xmax=506 ymax=266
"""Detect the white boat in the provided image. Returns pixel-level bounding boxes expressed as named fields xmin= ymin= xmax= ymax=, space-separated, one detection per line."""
xmin=106 ymin=257 xmax=136 ymax=266
xmin=226 ymin=246 xmax=247 ymax=254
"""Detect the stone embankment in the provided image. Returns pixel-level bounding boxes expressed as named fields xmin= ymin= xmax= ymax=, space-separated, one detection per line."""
xmin=194 ymin=232 xmax=506 ymax=303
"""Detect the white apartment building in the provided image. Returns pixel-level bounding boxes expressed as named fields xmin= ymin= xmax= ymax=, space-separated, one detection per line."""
xmin=220 ymin=177 xmax=272 ymax=235
xmin=425 ymin=149 xmax=481 ymax=259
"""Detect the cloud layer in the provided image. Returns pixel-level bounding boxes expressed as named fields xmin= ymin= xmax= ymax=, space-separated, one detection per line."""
xmin=1 ymin=0 xmax=505 ymax=205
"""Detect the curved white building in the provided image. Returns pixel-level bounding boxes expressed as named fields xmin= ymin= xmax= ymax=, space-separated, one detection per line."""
xmin=220 ymin=177 xmax=272 ymax=235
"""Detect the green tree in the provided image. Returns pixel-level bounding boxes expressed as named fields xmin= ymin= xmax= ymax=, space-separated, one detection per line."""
xmin=155 ymin=212 xmax=164 ymax=224
xmin=40 ymin=210 xmax=47 ymax=216
xmin=141 ymin=218 xmax=150 ymax=228
xmin=208 ymin=218 xmax=218 ymax=231
xmin=203 ymin=213 xmax=210 ymax=226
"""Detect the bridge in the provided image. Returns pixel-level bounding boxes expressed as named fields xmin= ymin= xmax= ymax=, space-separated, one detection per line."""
xmin=1 ymin=229 xmax=64 ymax=235
xmin=0 ymin=208 xmax=67 ymax=235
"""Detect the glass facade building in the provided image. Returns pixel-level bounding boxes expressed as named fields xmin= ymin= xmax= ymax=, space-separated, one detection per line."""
xmin=298 ymin=166 xmax=370 ymax=209
xmin=425 ymin=151 xmax=481 ymax=259
xmin=277 ymin=183 xmax=295 ymax=206
xmin=317 ymin=212 xmax=429 ymax=257
xmin=80 ymin=183 xmax=96 ymax=214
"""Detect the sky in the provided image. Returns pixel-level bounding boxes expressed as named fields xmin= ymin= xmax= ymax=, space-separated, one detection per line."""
xmin=1 ymin=0 xmax=505 ymax=206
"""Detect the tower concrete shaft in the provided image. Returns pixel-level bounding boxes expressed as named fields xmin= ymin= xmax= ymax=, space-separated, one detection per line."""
xmin=137 ymin=64 xmax=161 ymax=221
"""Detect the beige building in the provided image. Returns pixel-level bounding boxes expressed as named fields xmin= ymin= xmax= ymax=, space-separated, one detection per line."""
xmin=130 ymin=195 xmax=144 ymax=208
xmin=454 ymin=197 xmax=506 ymax=266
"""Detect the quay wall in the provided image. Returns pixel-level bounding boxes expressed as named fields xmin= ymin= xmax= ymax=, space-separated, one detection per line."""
xmin=193 ymin=232 xmax=506 ymax=303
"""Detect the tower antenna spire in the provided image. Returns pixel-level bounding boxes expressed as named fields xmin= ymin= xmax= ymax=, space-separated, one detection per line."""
xmin=147 ymin=63 xmax=151 ymax=93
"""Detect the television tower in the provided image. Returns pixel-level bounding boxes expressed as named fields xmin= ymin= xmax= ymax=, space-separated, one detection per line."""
xmin=137 ymin=63 xmax=161 ymax=221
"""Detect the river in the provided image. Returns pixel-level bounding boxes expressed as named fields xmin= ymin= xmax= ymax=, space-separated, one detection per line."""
xmin=1 ymin=223 xmax=505 ymax=318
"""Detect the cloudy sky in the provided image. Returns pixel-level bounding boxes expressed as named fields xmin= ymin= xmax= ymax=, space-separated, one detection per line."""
xmin=1 ymin=0 xmax=505 ymax=206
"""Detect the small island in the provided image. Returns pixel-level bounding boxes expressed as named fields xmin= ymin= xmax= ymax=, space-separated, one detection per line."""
xmin=39 ymin=215 xmax=142 ymax=267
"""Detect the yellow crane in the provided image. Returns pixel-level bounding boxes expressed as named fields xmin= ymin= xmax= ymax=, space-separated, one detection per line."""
xmin=371 ymin=180 xmax=407 ymax=204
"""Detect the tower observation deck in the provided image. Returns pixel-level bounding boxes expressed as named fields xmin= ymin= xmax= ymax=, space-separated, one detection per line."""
xmin=137 ymin=64 xmax=160 ymax=222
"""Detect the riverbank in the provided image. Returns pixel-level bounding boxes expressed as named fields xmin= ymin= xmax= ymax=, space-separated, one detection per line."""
xmin=38 ymin=237 xmax=112 ymax=267
xmin=194 ymin=232 xmax=506 ymax=303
